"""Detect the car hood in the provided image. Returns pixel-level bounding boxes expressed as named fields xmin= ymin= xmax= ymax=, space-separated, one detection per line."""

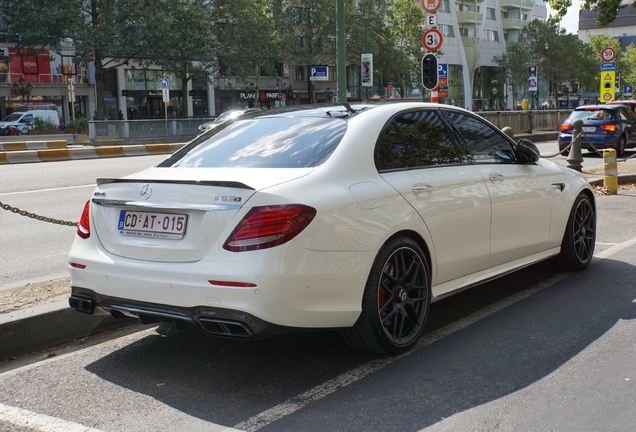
xmin=0 ymin=121 xmax=21 ymax=127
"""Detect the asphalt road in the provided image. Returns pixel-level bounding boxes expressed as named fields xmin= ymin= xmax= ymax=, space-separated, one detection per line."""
xmin=0 ymin=155 xmax=168 ymax=288
xmin=0 ymin=151 xmax=635 ymax=432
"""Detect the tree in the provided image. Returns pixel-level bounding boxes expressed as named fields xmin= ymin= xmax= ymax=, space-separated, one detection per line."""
xmin=379 ymin=0 xmax=425 ymax=96
xmin=141 ymin=0 xmax=267 ymax=117
xmin=495 ymin=20 xmax=597 ymax=107
xmin=0 ymin=0 xmax=165 ymax=119
xmin=548 ymin=0 xmax=628 ymax=28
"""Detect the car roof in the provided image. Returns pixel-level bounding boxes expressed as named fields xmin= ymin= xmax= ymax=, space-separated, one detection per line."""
xmin=575 ymin=105 xmax=622 ymax=110
xmin=606 ymin=100 xmax=636 ymax=105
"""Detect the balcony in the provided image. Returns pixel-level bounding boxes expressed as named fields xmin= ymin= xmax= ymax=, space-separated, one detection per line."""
xmin=456 ymin=11 xmax=484 ymax=24
xmin=500 ymin=0 xmax=535 ymax=10
xmin=502 ymin=18 xmax=526 ymax=29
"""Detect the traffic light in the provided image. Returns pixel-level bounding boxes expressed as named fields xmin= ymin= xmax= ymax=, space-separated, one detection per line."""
xmin=422 ymin=53 xmax=438 ymax=91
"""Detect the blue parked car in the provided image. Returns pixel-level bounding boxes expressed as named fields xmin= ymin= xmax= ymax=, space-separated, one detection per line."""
xmin=558 ymin=104 xmax=636 ymax=157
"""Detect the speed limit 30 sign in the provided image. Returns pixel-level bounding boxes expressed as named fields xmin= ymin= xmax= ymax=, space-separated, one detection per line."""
xmin=422 ymin=28 xmax=443 ymax=51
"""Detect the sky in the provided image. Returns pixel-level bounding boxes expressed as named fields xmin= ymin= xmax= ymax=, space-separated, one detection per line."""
xmin=550 ymin=0 xmax=583 ymax=35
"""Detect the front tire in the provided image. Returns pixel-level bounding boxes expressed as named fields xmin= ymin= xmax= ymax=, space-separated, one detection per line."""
xmin=552 ymin=193 xmax=596 ymax=271
xmin=340 ymin=237 xmax=431 ymax=355
xmin=614 ymin=136 xmax=626 ymax=157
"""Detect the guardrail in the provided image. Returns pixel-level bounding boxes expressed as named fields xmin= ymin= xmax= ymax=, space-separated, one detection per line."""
xmin=89 ymin=118 xmax=206 ymax=140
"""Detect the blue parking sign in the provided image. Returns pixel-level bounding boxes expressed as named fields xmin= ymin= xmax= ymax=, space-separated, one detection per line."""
xmin=625 ymin=86 xmax=633 ymax=96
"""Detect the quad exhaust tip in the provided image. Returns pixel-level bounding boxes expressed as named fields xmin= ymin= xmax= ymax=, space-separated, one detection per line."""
xmin=69 ymin=296 xmax=96 ymax=314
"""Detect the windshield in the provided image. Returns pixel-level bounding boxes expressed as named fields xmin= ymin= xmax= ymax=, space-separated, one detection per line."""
xmin=215 ymin=110 xmax=244 ymax=123
xmin=569 ymin=109 xmax=615 ymax=121
xmin=1 ymin=113 xmax=23 ymax=122
xmin=160 ymin=116 xmax=347 ymax=168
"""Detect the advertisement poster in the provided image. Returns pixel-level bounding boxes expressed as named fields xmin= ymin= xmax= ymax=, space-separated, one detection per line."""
xmin=528 ymin=66 xmax=537 ymax=92
xmin=361 ymin=53 xmax=373 ymax=87
xmin=6 ymin=48 xmax=87 ymax=84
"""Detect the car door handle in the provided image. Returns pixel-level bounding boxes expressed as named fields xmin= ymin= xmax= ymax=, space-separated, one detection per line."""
xmin=489 ymin=174 xmax=504 ymax=182
xmin=412 ymin=185 xmax=433 ymax=196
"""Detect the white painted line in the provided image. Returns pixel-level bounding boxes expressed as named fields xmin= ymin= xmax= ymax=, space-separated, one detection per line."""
xmin=0 ymin=184 xmax=95 ymax=197
xmin=593 ymin=235 xmax=636 ymax=260
xmin=235 ymin=234 xmax=636 ymax=431
xmin=234 ymin=271 xmax=574 ymax=432
xmin=0 ymin=402 xmax=104 ymax=432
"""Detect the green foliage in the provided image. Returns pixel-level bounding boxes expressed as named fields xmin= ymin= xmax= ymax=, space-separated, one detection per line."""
xmin=548 ymin=0 xmax=628 ymax=28
xmin=32 ymin=117 xmax=59 ymax=131
xmin=495 ymin=20 xmax=598 ymax=104
xmin=69 ymin=117 xmax=89 ymax=131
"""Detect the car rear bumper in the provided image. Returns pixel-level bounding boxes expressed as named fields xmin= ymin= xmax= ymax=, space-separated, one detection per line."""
xmin=558 ymin=133 xmax=619 ymax=150
xmin=70 ymin=287 xmax=293 ymax=339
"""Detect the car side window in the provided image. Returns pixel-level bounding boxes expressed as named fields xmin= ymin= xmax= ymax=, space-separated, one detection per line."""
xmin=375 ymin=110 xmax=462 ymax=171
xmin=443 ymin=111 xmax=516 ymax=164
xmin=20 ymin=114 xmax=33 ymax=124
xmin=619 ymin=107 xmax=634 ymax=121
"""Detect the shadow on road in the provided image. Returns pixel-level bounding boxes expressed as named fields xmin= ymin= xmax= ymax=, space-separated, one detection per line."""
xmin=86 ymin=258 xmax=636 ymax=432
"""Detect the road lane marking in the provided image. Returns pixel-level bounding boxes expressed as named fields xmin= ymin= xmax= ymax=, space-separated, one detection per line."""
xmin=3 ymin=236 xmax=635 ymax=432
xmin=234 ymin=234 xmax=636 ymax=431
xmin=593 ymin=235 xmax=636 ymax=260
xmin=0 ymin=402 xmax=104 ymax=432
xmin=0 ymin=184 xmax=95 ymax=197
xmin=234 ymin=271 xmax=575 ymax=431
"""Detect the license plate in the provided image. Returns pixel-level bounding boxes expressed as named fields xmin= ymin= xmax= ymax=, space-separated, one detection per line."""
xmin=583 ymin=126 xmax=596 ymax=132
xmin=118 ymin=210 xmax=188 ymax=239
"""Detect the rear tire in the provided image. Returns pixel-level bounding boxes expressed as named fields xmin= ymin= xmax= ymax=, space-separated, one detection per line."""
xmin=552 ymin=193 xmax=596 ymax=271
xmin=340 ymin=237 xmax=431 ymax=355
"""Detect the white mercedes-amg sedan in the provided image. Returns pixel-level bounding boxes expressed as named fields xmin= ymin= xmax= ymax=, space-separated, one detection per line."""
xmin=68 ymin=103 xmax=596 ymax=354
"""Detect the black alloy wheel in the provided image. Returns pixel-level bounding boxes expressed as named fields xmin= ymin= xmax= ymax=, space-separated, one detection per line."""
xmin=340 ymin=237 xmax=431 ymax=354
xmin=552 ymin=193 xmax=596 ymax=271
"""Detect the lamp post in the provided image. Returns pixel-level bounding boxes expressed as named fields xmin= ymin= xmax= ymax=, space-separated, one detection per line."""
xmin=11 ymin=77 xmax=33 ymax=102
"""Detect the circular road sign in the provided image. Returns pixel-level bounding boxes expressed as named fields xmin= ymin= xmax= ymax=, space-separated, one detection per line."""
xmin=602 ymin=47 xmax=616 ymax=62
xmin=422 ymin=28 xmax=443 ymax=51
xmin=421 ymin=0 xmax=442 ymax=13
xmin=603 ymin=92 xmax=612 ymax=102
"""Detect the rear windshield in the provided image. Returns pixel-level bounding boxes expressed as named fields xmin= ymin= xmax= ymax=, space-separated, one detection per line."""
xmin=569 ymin=109 xmax=615 ymax=121
xmin=159 ymin=116 xmax=347 ymax=168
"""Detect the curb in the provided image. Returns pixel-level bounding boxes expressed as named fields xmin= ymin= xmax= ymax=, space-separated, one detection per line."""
xmin=0 ymin=142 xmax=187 ymax=164
xmin=0 ymin=301 xmax=135 ymax=360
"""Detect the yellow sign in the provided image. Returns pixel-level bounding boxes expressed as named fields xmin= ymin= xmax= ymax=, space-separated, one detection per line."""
xmin=600 ymin=71 xmax=615 ymax=102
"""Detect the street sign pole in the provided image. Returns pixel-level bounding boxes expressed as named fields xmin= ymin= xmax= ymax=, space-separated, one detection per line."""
xmin=420 ymin=0 xmax=442 ymax=103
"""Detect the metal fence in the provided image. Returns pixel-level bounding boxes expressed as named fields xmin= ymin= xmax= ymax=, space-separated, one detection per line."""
xmin=478 ymin=110 xmax=572 ymax=134
xmin=87 ymin=108 xmax=571 ymax=142
xmin=88 ymin=118 xmax=206 ymax=140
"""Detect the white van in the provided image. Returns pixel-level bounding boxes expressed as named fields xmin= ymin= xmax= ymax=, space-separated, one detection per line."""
xmin=0 ymin=110 xmax=61 ymax=135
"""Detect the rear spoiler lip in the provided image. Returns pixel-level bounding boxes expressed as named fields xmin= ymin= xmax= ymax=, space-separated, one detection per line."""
xmin=96 ymin=178 xmax=254 ymax=190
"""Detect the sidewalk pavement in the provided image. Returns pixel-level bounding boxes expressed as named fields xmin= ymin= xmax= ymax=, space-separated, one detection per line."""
xmin=1 ymin=132 xmax=636 ymax=363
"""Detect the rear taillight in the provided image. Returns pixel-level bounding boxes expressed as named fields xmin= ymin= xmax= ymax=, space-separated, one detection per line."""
xmin=77 ymin=200 xmax=91 ymax=239
xmin=223 ymin=204 xmax=317 ymax=252
xmin=560 ymin=124 xmax=573 ymax=132
xmin=600 ymin=124 xmax=617 ymax=132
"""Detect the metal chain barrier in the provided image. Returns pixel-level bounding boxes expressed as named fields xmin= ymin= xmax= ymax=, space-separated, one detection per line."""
xmin=0 ymin=201 xmax=78 ymax=227
xmin=538 ymin=130 xmax=631 ymax=163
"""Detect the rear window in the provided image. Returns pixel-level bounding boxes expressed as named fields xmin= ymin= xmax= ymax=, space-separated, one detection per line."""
xmin=160 ymin=116 xmax=347 ymax=168
xmin=569 ymin=109 xmax=615 ymax=121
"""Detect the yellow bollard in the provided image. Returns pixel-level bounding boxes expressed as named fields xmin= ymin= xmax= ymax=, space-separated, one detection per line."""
xmin=603 ymin=149 xmax=618 ymax=195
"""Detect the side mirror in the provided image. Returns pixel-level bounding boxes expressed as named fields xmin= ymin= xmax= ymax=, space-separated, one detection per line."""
xmin=515 ymin=138 xmax=540 ymax=163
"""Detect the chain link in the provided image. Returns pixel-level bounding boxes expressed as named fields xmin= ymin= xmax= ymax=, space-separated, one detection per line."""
xmin=0 ymin=201 xmax=78 ymax=227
